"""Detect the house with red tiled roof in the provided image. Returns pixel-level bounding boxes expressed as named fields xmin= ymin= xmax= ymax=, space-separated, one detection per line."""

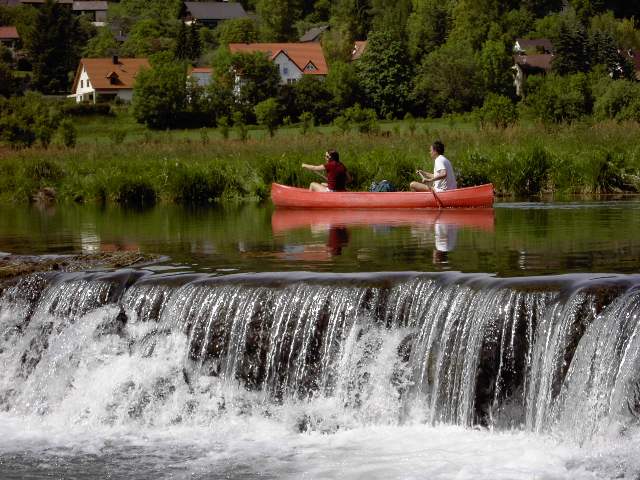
xmin=513 ymin=38 xmax=554 ymax=97
xmin=69 ymin=56 xmax=150 ymax=103
xmin=0 ymin=26 xmax=20 ymax=51
xmin=229 ymin=42 xmax=328 ymax=84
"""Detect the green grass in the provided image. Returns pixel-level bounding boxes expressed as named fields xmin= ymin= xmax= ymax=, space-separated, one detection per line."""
xmin=1 ymin=112 xmax=639 ymax=206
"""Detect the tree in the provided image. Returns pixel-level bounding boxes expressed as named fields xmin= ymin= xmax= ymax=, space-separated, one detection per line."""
xmin=132 ymin=60 xmax=188 ymax=129
xmin=256 ymin=0 xmax=303 ymax=41
xmin=552 ymin=13 xmax=589 ymax=75
xmin=213 ymin=50 xmax=280 ymax=121
xmin=413 ymin=41 xmax=483 ymax=116
xmin=521 ymin=0 xmax=564 ymax=17
xmin=0 ymin=93 xmax=62 ymax=148
xmin=216 ymin=18 xmax=258 ymax=46
xmin=109 ymin=0 xmax=182 ymax=22
xmin=188 ymin=23 xmax=202 ymax=60
xmin=120 ymin=18 xmax=177 ymax=57
xmin=369 ymin=0 xmax=412 ymax=41
xmin=407 ymin=0 xmax=450 ymax=62
xmin=524 ymin=73 xmax=592 ymax=124
xmin=356 ymin=29 xmax=412 ymax=118
xmin=589 ymin=30 xmax=634 ymax=79
xmin=479 ymin=38 xmax=515 ymax=97
xmin=0 ymin=62 xmax=15 ymax=98
xmin=84 ymin=27 xmax=119 ymax=57
xmin=478 ymin=94 xmax=518 ymax=128
xmin=324 ymin=61 xmax=360 ymax=110
xmin=254 ymin=97 xmax=280 ymax=136
xmin=292 ymin=75 xmax=334 ymax=123
xmin=26 ymin=0 xmax=89 ymax=93
xmin=331 ymin=0 xmax=371 ymax=41
xmin=174 ymin=22 xmax=189 ymax=59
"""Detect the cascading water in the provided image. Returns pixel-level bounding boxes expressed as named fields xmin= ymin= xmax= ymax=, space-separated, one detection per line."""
xmin=1 ymin=269 xmax=640 ymax=478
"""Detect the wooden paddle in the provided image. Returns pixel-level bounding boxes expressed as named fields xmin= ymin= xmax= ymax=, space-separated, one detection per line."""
xmin=418 ymin=170 xmax=445 ymax=209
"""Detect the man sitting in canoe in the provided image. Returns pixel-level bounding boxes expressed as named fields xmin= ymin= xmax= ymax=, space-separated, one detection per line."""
xmin=410 ymin=140 xmax=457 ymax=192
xmin=302 ymin=150 xmax=350 ymax=192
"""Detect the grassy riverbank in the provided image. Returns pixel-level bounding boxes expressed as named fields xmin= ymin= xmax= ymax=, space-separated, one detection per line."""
xmin=1 ymin=114 xmax=640 ymax=205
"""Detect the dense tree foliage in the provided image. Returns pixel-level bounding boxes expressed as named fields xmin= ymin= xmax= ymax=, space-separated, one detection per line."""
xmin=25 ymin=0 xmax=92 ymax=93
xmin=4 ymin=0 xmax=640 ymax=130
xmin=356 ymin=30 xmax=412 ymax=118
xmin=132 ymin=57 xmax=188 ymax=129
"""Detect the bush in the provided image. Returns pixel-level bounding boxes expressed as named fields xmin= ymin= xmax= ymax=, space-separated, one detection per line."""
xmin=300 ymin=111 xmax=313 ymax=135
xmin=254 ymin=98 xmax=279 ymax=137
xmin=61 ymin=102 xmax=113 ymax=116
xmin=478 ymin=94 xmax=518 ymax=129
xmin=339 ymin=104 xmax=379 ymax=134
xmin=404 ymin=112 xmax=417 ymax=135
xmin=594 ymin=80 xmax=640 ymax=121
xmin=168 ymin=165 xmax=225 ymax=205
xmin=218 ymin=116 xmax=230 ymax=139
xmin=0 ymin=93 xmax=62 ymax=149
xmin=109 ymin=129 xmax=127 ymax=145
xmin=116 ymin=179 xmax=157 ymax=208
xmin=58 ymin=119 xmax=77 ymax=148
xmin=524 ymin=73 xmax=592 ymax=124
xmin=23 ymin=158 xmax=64 ymax=184
xmin=232 ymin=111 xmax=248 ymax=141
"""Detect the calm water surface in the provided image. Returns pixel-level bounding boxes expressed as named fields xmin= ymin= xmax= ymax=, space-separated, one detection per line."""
xmin=1 ymin=199 xmax=639 ymax=276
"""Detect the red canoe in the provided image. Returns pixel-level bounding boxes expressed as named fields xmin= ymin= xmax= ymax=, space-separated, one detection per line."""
xmin=271 ymin=183 xmax=494 ymax=209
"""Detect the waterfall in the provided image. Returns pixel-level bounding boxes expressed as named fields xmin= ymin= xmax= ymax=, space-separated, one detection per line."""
xmin=1 ymin=270 xmax=639 ymax=439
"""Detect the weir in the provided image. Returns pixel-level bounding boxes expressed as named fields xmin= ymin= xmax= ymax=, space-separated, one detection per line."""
xmin=0 ymin=270 xmax=639 ymax=438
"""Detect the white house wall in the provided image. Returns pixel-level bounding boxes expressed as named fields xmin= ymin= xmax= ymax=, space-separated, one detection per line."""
xmin=74 ymin=65 xmax=95 ymax=103
xmin=273 ymin=52 xmax=302 ymax=84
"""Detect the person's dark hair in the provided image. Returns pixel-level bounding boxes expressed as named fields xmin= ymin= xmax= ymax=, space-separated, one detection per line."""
xmin=432 ymin=140 xmax=445 ymax=155
xmin=326 ymin=149 xmax=340 ymax=162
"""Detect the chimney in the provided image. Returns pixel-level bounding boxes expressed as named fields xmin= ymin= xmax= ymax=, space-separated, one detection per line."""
xmin=112 ymin=55 xmax=119 ymax=65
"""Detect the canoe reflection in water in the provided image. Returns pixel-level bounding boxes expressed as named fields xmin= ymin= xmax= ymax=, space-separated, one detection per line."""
xmin=272 ymin=208 xmax=494 ymax=262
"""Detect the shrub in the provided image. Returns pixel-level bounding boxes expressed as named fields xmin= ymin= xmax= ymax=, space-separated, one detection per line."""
xmin=116 ymin=179 xmax=157 ymax=208
xmin=594 ymin=80 xmax=640 ymax=121
xmin=478 ymin=94 xmax=518 ymax=129
xmin=109 ymin=129 xmax=127 ymax=145
xmin=232 ymin=111 xmax=248 ymax=141
xmin=524 ymin=73 xmax=592 ymax=124
xmin=456 ymin=152 xmax=492 ymax=187
xmin=23 ymin=158 xmax=64 ymax=183
xmin=254 ymin=98 xmax=280 ymax=137
xmin=333 ymin=115 xmax=350 ymax=134
xmin=59 ymin=119 xmax=77 ymax=148
xmin=300 ymin=111 xmax=313 ymax=135
xmin=404 ymin=112 xmax=417 ymax=135
xmin=218 ymin=116 xmax=230 ymax=139
xmin=342 ymin=104 xmax=378 ymax=134
xmin=168 ymin=166 xmax=225 ymax=205
xmin=61 ymin=103 xmax=113 ymax=116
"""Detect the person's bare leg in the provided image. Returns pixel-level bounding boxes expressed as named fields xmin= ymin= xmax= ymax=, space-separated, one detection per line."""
xmin=410 ymin=181 xmax=430 ymax=192
xmin=310 ymin=182 xmax=330 ymax=192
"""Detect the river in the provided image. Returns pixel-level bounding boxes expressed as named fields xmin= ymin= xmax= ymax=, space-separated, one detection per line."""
xmin=0 ymin=199 xmax=639 ymax=479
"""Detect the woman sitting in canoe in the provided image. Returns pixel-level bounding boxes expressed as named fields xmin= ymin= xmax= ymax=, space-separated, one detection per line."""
xmin=302 ymin=150 xmax=351 ymax=192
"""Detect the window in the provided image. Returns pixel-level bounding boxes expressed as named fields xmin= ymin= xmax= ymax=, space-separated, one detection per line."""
xmin=305 ymin=63 xmax=317 ymax=71
xmin=283 ymin=67 xmax=289 ymax=75
xmin=287 ymin=78 xmax=296 ymax=84
xmin=80 ymin=80 xmax=84 ymax=88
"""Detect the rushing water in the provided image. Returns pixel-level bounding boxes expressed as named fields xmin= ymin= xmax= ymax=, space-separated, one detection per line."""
xmin=1 ymin=200 xmax=640 ymax=478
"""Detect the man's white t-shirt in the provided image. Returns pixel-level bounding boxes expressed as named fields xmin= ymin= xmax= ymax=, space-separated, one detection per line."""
xmin=433 ymin=155 xmax=457 ymax=192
